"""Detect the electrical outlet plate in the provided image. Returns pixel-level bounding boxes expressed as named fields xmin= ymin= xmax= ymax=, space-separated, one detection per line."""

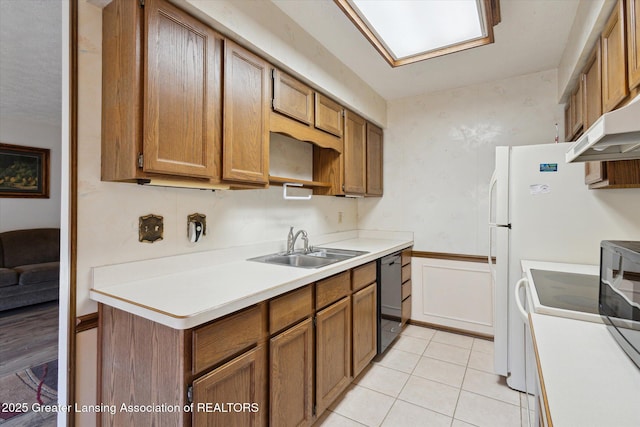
xmin=187 ymin=213 xmax=206 ymax=237
xmin=139 ymin=214 xmax=163 ymax=243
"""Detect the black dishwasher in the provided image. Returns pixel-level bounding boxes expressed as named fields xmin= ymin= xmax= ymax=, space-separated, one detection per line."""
xmin=377 ymin=252 xmax=402 ymax=354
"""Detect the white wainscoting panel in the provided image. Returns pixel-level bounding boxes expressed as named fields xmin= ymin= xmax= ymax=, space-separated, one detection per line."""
xmin=411 ymin=257 xmax=494 ymax=336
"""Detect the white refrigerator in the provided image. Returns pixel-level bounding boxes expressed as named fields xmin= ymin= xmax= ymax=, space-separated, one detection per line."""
xmin=489 ymin=142 xmax=640 ymax=392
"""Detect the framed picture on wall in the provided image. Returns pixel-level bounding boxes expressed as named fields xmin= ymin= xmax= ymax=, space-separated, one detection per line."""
xmin=0 ymin=143 xmax=50 ymax=198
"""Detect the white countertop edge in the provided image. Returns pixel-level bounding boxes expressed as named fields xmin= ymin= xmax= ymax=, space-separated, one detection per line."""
xmin=530 ymin=313 xmax=640 ymax=427
xmin=90 ymin=236 xmax=413 ymax=329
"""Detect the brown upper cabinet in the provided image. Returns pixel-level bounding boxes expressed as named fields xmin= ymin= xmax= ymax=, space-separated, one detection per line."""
xmin=629 ymin=0 xmax=640 ymax=90
xmin=583 ymin=43 xmax=603 ymax=129
xmin=102 ymin=0 xmax=268 ymax=189
xmin=315 ymin=94 xmax=344 ymax=137
xmin=272 ymin=70 xmax=314 ymax=126
xmin=222 ymin=41 xmax=271 ymax=185
xmin=343 ymin=110 xmax=367 ymax=195
xmin=271 ymin=69 xmax=344 ymax=153
xmin=602 ymin=0 xmax=629 ymax=112
xmin=102 ymin=0 xmax=223 ymax=184
xmin=366 ymin=123 xmax=384 ymax=196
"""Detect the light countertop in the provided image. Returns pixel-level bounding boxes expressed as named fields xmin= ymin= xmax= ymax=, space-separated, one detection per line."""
xmin=530 ymin=313 xmax=640 ymax=427
xmin=90 ymin=230 xmax=413 ymax=329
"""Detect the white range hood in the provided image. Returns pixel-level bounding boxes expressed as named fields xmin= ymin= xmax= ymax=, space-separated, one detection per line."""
xmin=566 ymin=95 xmax=640 ymax=162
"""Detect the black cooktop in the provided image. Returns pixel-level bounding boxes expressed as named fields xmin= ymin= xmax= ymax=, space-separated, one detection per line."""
xmin=530 ymin=269 xmax=600 ymax=314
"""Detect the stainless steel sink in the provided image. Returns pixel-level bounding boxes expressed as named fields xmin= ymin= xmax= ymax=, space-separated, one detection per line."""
xmin=248 ymin=247 xmax=368 ymax=269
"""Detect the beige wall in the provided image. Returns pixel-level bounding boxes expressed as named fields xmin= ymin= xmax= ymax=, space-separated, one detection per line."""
xmin=357 ymin=69 xmax=564 ymax=256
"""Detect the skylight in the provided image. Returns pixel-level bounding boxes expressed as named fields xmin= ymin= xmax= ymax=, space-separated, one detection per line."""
xmin=335 ymin=0 xmax=501 ymax=67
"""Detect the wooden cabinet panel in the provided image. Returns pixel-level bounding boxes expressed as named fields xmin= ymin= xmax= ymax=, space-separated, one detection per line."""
xmin=315 ymin=94 xmax=344 ymax=137
xmin=585 ymin=161 xmax=607 ymax=185
xmin=352 ymin=283 xmax=377 ymax=378
xmin=102 ymin=0 xmax=224 ymax=185
xmin=352 ymin=261 xmax=376 ymax=292
xmin=402 ymin=264 xmax=411 ymax=284
xmin=564 ymin=103 xmax=572 ymax=141
xmin=401 ymin=296 xmax=412 ymax=327
xmin=100 ymin=305 xmax=188 ymax=427
xmin=272 ymin=69 xmax=314 ymax=125
xmin=343 ymin=110 xmax=367 ymax=195
xmin=316 ymin=271 xmax=351 ymax=310
xmin=402 ymin=280 xmax=412 ymax=301
xmin=270 ymin=318 xmax=314 ymax=427
xmin=588 ymin=159 xmax=640 ymax=188
xmin=223 ymin=41 xmax=270 ymax=184
xmin=401 ymin=249 xmax=412 ymax=266
xmin=629 ymin=0 xmax=640 ymax=90
xmin=602 ymin=0 xmax=629 ymax=112
xmin=583 ymin=42 xmax=603 ymax=129
xmin=269 ymin=285 xmax=313 ymax=334
xmin=143 ymin=0 xmax=220 ymax=178
xmin=192 ymin=344 xmax=267 ymax=427
xmin=316 ymin=296 xmax=352 ymax=416
xmin=571 ymin=79 xmax=584 ymax=137
xmin=366 ymin=123 xmax=383 ymax=196
xmin=192 ymin=305 xmax=263 ymax=375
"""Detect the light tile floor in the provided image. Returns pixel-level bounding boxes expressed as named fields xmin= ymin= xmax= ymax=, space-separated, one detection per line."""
xmin=318 ymin=324 xmax=535 ymax=427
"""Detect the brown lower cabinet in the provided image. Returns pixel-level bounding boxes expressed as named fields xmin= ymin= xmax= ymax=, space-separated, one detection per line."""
xmin=315 ymin=296 xmax=352 ymax=417
xmin=99 ymin=259 xmax=387 ymax=426
xmin=270 ymin=318 xmax=314 ymax=427
xmin=352 ymin=283 xmax=377 ymax=378
xmin=192 ymin=345 xmax=267 ymax=427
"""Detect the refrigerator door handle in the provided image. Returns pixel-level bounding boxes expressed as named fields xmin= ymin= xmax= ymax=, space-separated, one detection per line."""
xmin=488 ymin=169 xmax=498 ymax=227
xmin=514 ymin=278 xmax=529 ymax=323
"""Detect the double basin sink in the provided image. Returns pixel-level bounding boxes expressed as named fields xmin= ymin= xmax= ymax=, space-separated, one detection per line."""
xmin=249 ymin=247 xmax=368 ymax=269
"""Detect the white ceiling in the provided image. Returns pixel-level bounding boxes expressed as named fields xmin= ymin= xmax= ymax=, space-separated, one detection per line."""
xmin=273 ymin=0 xmax=581 ymax=101
xmin=0 ymin=0 xmax=580 ymax=128
xmin=0 ymin=0 xmax=61 ymax=128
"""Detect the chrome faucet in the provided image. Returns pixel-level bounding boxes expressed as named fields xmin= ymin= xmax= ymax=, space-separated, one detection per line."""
xmin=286 ymin=226 xmax=309 ymax=254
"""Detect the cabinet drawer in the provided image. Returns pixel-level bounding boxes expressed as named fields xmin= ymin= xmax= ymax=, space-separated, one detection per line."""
xmin=269 ymin=285 xmax=313 ymax=334
xmin=192 ymin=305 xmax=263 ymax=375
xmin=402 ymin=264 xmax=411 ymax=283
xmin=316 ymin=271 xmax=351 ymax=310
xmin=402 ymin=280 xmax=411 ymax=301
xmin=352 ymin=261 xmax=376 ymax=291
xmin=401 ymin=249 xmax=411 ymax=266
xmin=401 ymin=296 xmax=411 ymax=326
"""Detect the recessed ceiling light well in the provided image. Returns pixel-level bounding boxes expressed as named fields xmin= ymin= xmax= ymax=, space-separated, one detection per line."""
xmin=335 ymin=0 xmax=501 ymax=67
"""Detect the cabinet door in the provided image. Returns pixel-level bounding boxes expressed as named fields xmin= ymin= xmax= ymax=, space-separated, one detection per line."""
xmin=272 ymin=69 xmax=314 ymax=125
xmin=366 ymin=123 xmax=383 ymax=196
xmin=192 ymin=345 xmax=267 ymax=427
xmin=223 ymin=40 xmax=270 ymax=184
xmin=270 ymin=319 xmax=314 ymax=427
xmin=583 ymin=43 xmax=603 ymax=129
xmin=602 ymin=0 xmax=629 ymax=113
xmin=563 ymin=103 xmax=572 ymax=141
xmin=343 ymin=111 xmax=367 ymax=195
xmin=316 ymin=296 xmax=351 ymax=416
xmin=352 ymin=283 xmax=377 ymax=378
xmin=143 ymin=0 xmax=221 ymax=178
xmin=629 ymin=0 xmax=640 ymax=90
xmin=571 ymin=79 xmax=584 ymax=137
xmin=315 ymin=94 xmax=344 ymax=137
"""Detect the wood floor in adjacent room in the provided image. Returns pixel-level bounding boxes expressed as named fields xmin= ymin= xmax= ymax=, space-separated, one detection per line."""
xmin=0 ymin=301 xmax=59 ymax=378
